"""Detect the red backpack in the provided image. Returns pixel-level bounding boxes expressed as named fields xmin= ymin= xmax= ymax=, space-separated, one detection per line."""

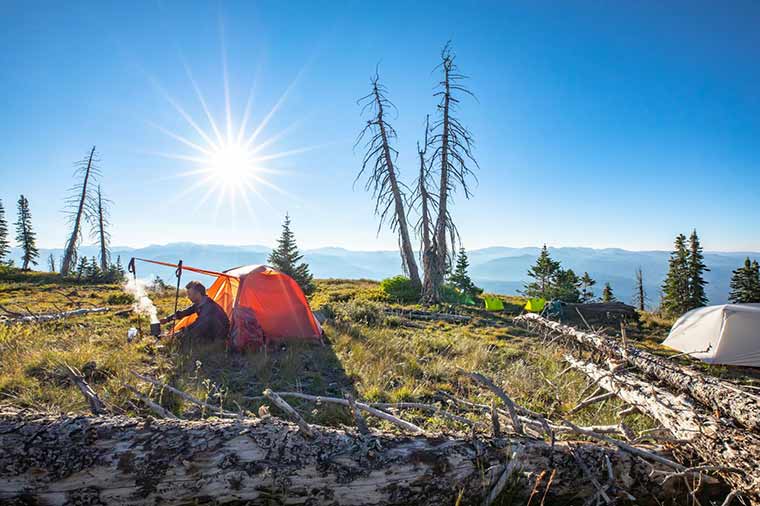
xmin=228 ymin=306 xmax=265 ymax=352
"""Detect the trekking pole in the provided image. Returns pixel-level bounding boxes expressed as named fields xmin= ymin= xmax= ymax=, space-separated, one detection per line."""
xmin=171 ymin=260 xmax=183 ymax=339
xmin=127 ymin=257 xmax=142 ymax=336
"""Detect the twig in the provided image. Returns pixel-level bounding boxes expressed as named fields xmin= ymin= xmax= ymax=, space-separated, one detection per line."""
xmin=482 ymin=451 xmax=521 ymax=506
xmin=125 ymin=384 xmax=178 ymax=419
xmin=540 ymin=469 xmax=557 ymax=506
xmin=464 ymin=371 xmax=524 ymax=435
xmin=569 ymin=391 xmax=615 ymax=414
xmin=570 ymin=445 xmax=612 ymax=505
xmin=64 ymin=364 xmax=106 ymax=415
xmin=131 ymin=371 xmax=238 ymax=418
xmin=371 ymin=401 xmax=479 ymax=428
xmin=264 ymin=389 xmax=314 ymax=438
xmin=345 ymin=393 xmax=369 ymax=435
xmin=265 ymin=392 xmax=423 ymax=433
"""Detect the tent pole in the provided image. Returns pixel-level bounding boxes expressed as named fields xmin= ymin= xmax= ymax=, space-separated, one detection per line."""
xmin=171 ymin=260 xmax=183 ymax=339
xmin=127 ymin=257 xmax=142 ymax=336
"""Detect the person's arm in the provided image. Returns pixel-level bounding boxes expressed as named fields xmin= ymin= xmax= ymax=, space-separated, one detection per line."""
xmin=160 ymin=304 xmax=196 ymax=324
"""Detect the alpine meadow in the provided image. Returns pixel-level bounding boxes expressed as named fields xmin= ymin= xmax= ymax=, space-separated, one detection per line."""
xmin=2 ymin=2 xmax=760 ymax=505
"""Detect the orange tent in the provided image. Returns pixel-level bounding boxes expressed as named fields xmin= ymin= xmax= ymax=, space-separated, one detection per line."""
xmin=133 ymin=259 xmax=322 ymax=344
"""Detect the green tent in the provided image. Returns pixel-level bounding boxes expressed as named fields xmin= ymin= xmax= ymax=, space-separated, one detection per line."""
xmin=524 ymin=297 xmax=546 ymax=313
xmin=483 ymin=296 xmax=504 ymax=311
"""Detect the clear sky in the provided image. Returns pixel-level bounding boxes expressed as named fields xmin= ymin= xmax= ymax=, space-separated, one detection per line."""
xmin=1 ymin=1 xmax=759 ymax=252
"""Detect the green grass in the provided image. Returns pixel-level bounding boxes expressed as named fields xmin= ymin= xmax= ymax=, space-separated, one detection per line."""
xmin=1 ymin=272 xmax=660 ymax=436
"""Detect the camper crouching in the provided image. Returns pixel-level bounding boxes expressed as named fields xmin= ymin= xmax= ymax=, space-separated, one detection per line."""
xmin=161 ymin=281 xmax=230 ymax=342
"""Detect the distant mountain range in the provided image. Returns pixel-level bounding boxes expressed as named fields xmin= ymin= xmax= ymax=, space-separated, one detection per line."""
xmin=9 ymin=243 xmax=760 ymax=307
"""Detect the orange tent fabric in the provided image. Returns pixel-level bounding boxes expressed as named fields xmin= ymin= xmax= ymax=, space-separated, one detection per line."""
xmin=135 ymin=260 xmax=321 ymax=343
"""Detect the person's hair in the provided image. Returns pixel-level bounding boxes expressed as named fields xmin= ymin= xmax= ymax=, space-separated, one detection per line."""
xmin=185 ymin=280 xmax=206 ymax=296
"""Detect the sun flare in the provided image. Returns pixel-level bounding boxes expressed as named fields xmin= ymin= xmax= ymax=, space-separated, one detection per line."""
xmin=208 ymin=142 xmax=255 ymax=185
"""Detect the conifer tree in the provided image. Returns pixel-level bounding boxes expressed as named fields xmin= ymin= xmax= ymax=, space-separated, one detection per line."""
xmin=580 ymin=272 xmax=596 ymax=302
xmin=449 ymin=247 xmax=479 ymax=297
xmin=553 ymin=268 xmax=581 ymax=303
xmin=268 ymin=213 xmax=315 ymax=295
xmin=15 ymin=195 xmax=39 ymax=270
xmin=728 ymin=257 xmax=760 ymax=304
xmin=632 ymin=267 xmax=646 ymax=311
xmin=0 ymin=199 xmax=10 ymax=264
xmin=661 ymin=233 xmax=690 ymax=316
xmin=601 ymin=282 xmax=616 ymax=303
xmin=76 ymin=257 xmax=88 ymax=281
xmin=523 ymin=245 xmax=560 ymax=299
xmin=687 ymin=229 xmax=709 ymax=310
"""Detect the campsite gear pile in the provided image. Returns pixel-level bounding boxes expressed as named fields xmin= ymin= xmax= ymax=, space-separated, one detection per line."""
xmin=131 ymin=259 xmax=322 ymax=351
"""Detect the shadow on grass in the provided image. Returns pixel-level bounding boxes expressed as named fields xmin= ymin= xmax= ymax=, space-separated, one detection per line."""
xmin=158 ymin=332 xmax=359 ymax=426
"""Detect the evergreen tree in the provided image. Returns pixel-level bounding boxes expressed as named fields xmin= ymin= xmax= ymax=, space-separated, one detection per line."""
xmin=76 ymin=257 xmax=88 ymax=281
xmin=15 ymin=195 xmax=39 ymax=270
xmin=268 ymin=213 xmax=315 ymax=295
xmin=553 ymin=268 xmax=581 ymax=303
xmin=601 ymin=282 xmax=616 ymax=303
xmin=632 ymin=267 xmax=646 ymax=311
xmin=687 ymin=229 xmax=709 ymax=310
xmin=728 ymin=257 xmax=760 ymax=304
xmin=449 ymin=247 xmax=480 ymax=297
xmin=0 ymin=199 xmax=10 ymax=264
xmin=661 ymin=233 xmax=690 ymax=316
xmin=580 ymin=272 xmax=596 ymax=302
xmin=524 ymin=245 xmax=561 ymax=298
xmin=48 ymin=253 xmax=56 ymax=272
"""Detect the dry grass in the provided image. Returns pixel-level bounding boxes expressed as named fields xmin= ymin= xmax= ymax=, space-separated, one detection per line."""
xmin=0 ymin=274 xmax=660 ymax=436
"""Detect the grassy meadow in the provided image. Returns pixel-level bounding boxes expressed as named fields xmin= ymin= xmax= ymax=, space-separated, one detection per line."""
xmin=3 ymin=272 xmax=755 ymax=438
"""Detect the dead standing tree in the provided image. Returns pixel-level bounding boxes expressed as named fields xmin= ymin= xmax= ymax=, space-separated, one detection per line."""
xmin=412 ymin=115 xmax=438 ymax=289
xmin=89 ymin=184 xmax=112 ymax=271
xmin=60 ymin=146 xmax=100 ymax=276
xmin=423 ymin=43 xmax=478 ymax=303
xmin=356 ymin=73 xmax=421 ymax=288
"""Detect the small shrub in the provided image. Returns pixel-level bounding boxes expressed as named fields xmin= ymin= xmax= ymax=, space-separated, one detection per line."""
xmin=380 ymin=276 xmax=420 ymax=303
xmin=330 ymin=299 xmax=386 ymax=326
xmin=107 ymin=292 xmax=134 ymax=305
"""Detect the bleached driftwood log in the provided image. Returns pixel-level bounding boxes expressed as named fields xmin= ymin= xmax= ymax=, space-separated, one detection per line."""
xmin=1 ymin=306 xmax=110 ymax=324
xmin=566 ymin=355 xmax=760 ymax=503
xmin=517 ymin=313 xmax=760 ymax=432
xmin=0 ymin=408 xmax=707 ymax=505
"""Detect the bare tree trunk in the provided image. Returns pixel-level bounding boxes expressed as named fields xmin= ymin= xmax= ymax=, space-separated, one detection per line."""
xmin=96 ymin=185 xmax=109 ymax=271
xmin=0 ymin=409 xmax=711 ymax=505
xmin=356 ymin=77 xmax=420 ymax=289
xmin=518 ymin=313 xmax=760 ymax=432
xmin=61 ymin=146 xmax=96 ymax=276
xmin=567 ymin=356 xmax=760 ymax=502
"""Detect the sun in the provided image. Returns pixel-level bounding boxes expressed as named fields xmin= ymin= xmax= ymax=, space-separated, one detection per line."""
xmin=208 ymin=142 xmax=254 ymax=185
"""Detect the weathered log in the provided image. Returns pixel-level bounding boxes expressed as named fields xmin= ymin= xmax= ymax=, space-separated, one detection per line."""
xmin=565 ymin=355 xmax=760 ymax=503
xmin=518 ymin=313 xmax=760 ymax=432
xmin=0 ymin=409 xmax=718 ymax=505
xmin=2 ymin=307 xmax=110 ymax=324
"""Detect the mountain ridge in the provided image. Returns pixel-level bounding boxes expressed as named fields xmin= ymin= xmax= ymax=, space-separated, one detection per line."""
xmin=9 ymin=243 xmax=759 ymax=306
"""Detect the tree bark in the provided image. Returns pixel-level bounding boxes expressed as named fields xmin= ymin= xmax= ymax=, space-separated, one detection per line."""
xmin=373 ymin=87 xmax=421 ymax=290
xmin=517 ymin=313 xmax=760 ymax=433
xmin=0 ymin=409 xmax=709 ymax=505
xmin=566 ymin=356 xmax=760 ymax=503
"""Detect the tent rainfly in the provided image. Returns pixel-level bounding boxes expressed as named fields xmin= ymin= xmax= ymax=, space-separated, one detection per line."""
xmin=662 ymin=303 xmax=760 ymax=367
xmin=133 ymin=259 xmax=322 ymax=347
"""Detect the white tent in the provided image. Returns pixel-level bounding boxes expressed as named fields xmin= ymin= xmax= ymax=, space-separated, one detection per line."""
xmin=663 ymin=304 xmax=760 ymax=367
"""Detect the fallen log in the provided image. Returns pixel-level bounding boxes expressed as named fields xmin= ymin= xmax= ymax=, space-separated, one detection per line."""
xmin=517 ymin=313 xmax=760 ymax=432
xmin=2 ymin=306 xmax=110 ymax=324
xmin=565 ymin=355 xmax=760 ymax=503
xmin=0 ymin=408 xmax=714 ymax=505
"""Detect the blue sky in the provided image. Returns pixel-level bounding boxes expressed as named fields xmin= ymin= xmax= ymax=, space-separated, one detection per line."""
xmin=1 ymin=1 xmax=759 ymax=252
